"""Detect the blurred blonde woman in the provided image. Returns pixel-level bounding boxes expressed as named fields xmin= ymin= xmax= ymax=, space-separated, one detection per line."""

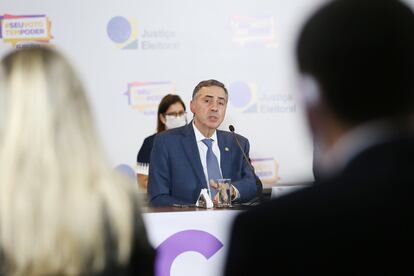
xmin=0 ymin=47 xmax=155 ymax=275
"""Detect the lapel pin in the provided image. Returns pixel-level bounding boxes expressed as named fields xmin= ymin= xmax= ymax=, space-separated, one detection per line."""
xmin=225 ymin=147 xmax=230 ymax=152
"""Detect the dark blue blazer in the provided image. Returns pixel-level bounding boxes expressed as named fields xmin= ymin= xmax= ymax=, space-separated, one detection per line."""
xmin=148 ymin=123 xmax=258 ymax=206
xmin=224 ymin=136 xmax=414 ymax=275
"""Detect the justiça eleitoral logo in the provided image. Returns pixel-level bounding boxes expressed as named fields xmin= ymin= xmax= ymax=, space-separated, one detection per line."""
xmin=107 ymin=16 xmax=179 ymax=50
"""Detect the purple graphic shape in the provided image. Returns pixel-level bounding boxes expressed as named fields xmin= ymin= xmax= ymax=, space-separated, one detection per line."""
xmin=114 ymin=164 xmax=135 ymax=180
xmin=155 ymin=230 xmax=223 ymax=276
xmin=228 ymin=81 xmax=252 ymax=108
xmin=107 ymin=16 xmax=131 ymax=43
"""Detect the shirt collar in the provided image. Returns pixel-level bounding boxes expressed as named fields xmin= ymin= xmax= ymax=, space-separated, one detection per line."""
xmin=192 ymin=120 xmax=218 ymax=143
xmin=318 ymin=119 xmax=401 ymax=178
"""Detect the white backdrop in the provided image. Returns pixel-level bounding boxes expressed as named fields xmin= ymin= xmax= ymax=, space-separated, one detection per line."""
xmin=6 ymin=0 xmax=397 ymax=185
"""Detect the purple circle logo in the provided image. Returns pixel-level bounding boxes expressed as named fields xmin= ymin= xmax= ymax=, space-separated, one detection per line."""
xmin=228 ymin=81 xmax=253 ymax=108
xmin=107 ymin=16 xmax=132 ymax=43
xmin=155 ymin=230 xmax=223 ymax=276
xmin=114 ymin=164 xmax=136 ymax=180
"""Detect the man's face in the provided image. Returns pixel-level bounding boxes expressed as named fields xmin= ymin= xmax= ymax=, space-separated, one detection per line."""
xmin=190 ymin=85 xmax=227 ymax=135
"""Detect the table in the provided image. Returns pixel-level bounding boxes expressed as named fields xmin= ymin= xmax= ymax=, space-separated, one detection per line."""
xmin=143 ymin=206 xmax=245 ymax=276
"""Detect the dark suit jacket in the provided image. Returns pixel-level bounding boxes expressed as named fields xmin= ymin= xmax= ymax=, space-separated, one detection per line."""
xmin=148 ymin=123 xmax=258 ymax=206
xmin=224 ymin=136 xmax=414 ymax=275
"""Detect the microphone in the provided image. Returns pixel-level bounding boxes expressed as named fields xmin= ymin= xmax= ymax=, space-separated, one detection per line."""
xmin=229 ymin=125 xmax=263 ymax=205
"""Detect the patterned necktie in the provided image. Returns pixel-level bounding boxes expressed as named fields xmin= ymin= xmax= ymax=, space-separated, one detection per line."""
xmin=202 ymin=138 xmax=222 ymax=198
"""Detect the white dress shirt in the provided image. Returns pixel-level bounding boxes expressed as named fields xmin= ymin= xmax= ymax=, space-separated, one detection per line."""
xmin=192 ymin=121 xmax=222 ymax=186
xmin=317 ymin=119 xmax=403 ymax=179
xmin=192 ymin=121 xmax=240 ymax=200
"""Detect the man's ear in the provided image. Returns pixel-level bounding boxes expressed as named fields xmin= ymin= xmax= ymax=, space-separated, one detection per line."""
xmin=298 ymin=74 xmax=320 ymax=107
xmin=190 ymin=100 xmax=196 ymax=115
xmin=298 ymin=74 xmax=341 ymax=146
xmin=297 ymin=74 xmax=324 ymax=138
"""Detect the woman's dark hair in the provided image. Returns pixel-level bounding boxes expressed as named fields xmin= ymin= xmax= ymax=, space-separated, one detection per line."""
xmin=157 ymin=94 xmax=186 ymax=133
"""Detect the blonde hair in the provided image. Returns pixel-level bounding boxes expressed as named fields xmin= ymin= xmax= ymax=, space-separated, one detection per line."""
xmin=0 ymin=47 xmax=144 ymax=275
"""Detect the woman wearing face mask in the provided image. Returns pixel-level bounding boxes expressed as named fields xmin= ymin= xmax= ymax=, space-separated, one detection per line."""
xmin=136 ymin=94 xmax=187 ymax=190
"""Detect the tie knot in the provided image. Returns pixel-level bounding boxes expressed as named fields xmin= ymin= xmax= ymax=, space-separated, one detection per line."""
xmin=202 ymin=138 xmax=213 ymax=149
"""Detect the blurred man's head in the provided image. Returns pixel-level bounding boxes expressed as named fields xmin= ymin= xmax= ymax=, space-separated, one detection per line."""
xmin=296 ymin=0 xmax=414 ymax=140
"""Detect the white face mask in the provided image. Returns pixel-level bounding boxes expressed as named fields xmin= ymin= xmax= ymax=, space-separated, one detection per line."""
xmin=165 ymin=114 xmax=187 ymax=129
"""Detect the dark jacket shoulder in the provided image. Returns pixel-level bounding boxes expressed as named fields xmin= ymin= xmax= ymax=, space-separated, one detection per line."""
xmin=137 ymin=134 xmax=156 ymax=163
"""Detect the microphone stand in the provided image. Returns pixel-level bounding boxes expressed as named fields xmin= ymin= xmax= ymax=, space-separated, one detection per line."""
xmin=229 ymin=125 xmax=263 ymax=205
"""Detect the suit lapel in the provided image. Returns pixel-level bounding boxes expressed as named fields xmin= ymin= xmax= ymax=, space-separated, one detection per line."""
xmin=181 ymin=123 xmax=207 ymax=188
xmin=217 ymin=130 xmax=232 ymax=179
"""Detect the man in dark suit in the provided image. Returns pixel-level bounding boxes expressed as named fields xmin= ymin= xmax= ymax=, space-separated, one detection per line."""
xmin=224 ymin=0 xmax=414 ymax=274
xmin=148 ymin=79 xmax=258 ymax=206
